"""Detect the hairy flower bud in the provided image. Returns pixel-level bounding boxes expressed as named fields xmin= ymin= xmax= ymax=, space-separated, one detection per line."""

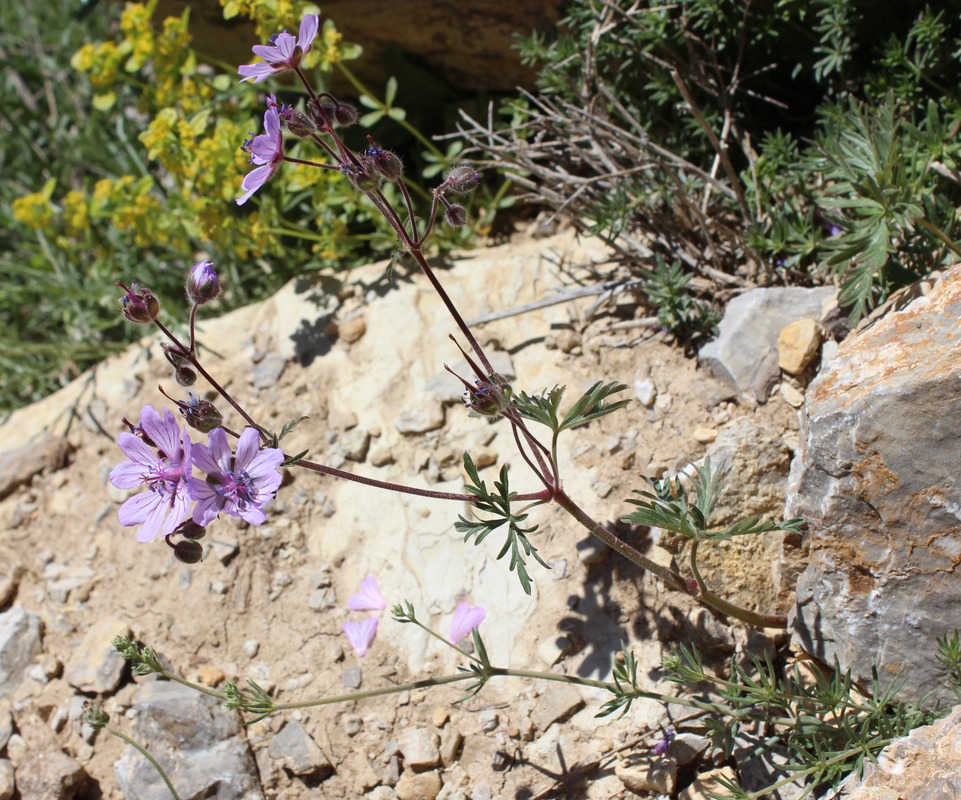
xmin=186 ymin=258 xmax=220 ymax=305
xmin=444 ymin=203 xmax=468 ymax=228
xmin=367 ymin=145 xmax=404 ymax=181
xmin=279 ymin=105 xmax=314 ymax=138
xmin=117 ymin=280 xmax=160 ymax=324
xmin=173 ymin=538 xmax=204 ymax=564
xmin=309 ymin=99 xmax=336 ymax=128
xmin=444 ymin=165 xmax=480 ymax=194
xmin=175 ymin=366 xmax=198 ymax=387
xmin=344 ymin=160 xmax=383 ymax=192
xmin=180 ymin=396 xmax=224 ymax=433
xmin=333 ymin=102 xmax=358 ymax=127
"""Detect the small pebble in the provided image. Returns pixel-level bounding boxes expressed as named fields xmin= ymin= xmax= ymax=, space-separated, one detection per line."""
xmin=343 ymin=667 xmax=362 ymax=689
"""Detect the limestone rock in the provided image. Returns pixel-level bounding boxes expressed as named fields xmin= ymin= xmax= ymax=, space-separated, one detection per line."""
xmin=0 ymin=759 xmax=12 ymax=800
xmin=14 ymin=751 xmax=87 ymax=800
xmin=698 ymin=286 xmax=836 ymax=401
xmin=678 ymin=767 xmax=739 ymax=800
xmin=114 ymin=681 xmax=262 ymax=799
xmin=531 ymin=682 xmax=584 ymax=732
xmin=396 ymin=726 xmax=441 ymax=771
xmin=786 ymin=266 xmax=961 ymax=704
xmin=155 ymin=0 xmax=564 ymax=95
xmin=0 ymin=704 xmax=11 ymax=751
xmin=614 ymin=755 xmax=676 ymax=794
xmin=63 ymin=618 xmax=130 ymax=694
xmin=395 ymin=769 xmax=442 ymax=800
xmin=268 ymin=720 xmax=333 ymax=779
xmin=0 ymin=561 xmax=21 ymax=609
xmin=841 ymin=705 xmax=961 ymax=799
xmin=685 ymin=418 xmax=795 ymax=614
xmin=0 ymin=606 xmax=42 ymax=699
xmin=338 ymin=316 xmax=367 ymax=344
xmin=0 ymin=433 xmax=70 ymax=501
xmin=395 ymin=396 xmax=445 ymax=434
xmin=777 ymin=318 xmax=822 ymax=375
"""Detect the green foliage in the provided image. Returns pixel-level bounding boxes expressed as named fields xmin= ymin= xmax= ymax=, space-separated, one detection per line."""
xmin=813 ymin=95 xmax=961 ymax=321
xmin=642 ymin=257 xmax=719 ymax=340
xmin=454 ymin=453 xmax=548 ymax=594
xmin=223 ymin=680 xmax=275 ymax=723
xmin=512 ymin=380 xmax=630 ymax=435
xmin=112 ymin=635 xmax=163 ymax=676
xmin=661 ymin=642 xmax=945 ymax=798
xmin=597 ymin=644 xmax=642 ymax=718
xmin=472 ymin=0 xmax=961 ymax=333
xmin=936 ymin=629 xmax=961 ymax=700
xmin=623 ymin=458 xmax=803 ymax=542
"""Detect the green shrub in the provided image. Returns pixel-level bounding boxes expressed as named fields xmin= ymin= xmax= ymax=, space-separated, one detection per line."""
xmin=462 ymin=0 xmax=961 ymax=331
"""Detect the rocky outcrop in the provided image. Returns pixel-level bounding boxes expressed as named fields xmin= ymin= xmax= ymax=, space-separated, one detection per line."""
xmin=154 ymin=0 xmax=563 ymax=94
xmin=786 ymin=267 xmax=961 ymax=704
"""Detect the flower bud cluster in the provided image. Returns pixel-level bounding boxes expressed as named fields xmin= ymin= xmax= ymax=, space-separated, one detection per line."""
xmin=308 ymin=97 xmax=357 ymax=130
xmin=118 ymin=280 xmax=160 ymax=324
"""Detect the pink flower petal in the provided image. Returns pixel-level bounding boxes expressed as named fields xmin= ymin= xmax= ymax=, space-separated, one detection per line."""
xmin=343 ymin=617 xmax=378 ymax=657
xmin=450 ymin=602 xmax=486 ymax=644
xmin=347 ymin=576 xmax=387 ymax=611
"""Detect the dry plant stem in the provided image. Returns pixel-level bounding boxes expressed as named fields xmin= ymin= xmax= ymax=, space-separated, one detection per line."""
xmin=690 ymin=541 xmax=787 ymax=629
xmin=670 ymin=68 xmax=750 ymax=220
xmin=915 ymin=215 xmax=961 ymax=259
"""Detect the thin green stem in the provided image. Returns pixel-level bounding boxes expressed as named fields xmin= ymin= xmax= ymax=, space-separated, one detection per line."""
xmin=265 ymin=665 xmax=735 ymax=719
xmin=107 ymin=727 xmax=181 ymax=800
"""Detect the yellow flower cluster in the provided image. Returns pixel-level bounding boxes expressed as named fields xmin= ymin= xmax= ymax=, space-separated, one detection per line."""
xmin=17 ymin=0 xmax=368 ymax=279
xmin=12 ymin=192 xmax=53 ymax=230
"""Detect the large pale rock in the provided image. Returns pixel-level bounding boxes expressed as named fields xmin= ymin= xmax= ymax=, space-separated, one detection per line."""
xmin=699 ymin=286 xmax=836 ymax=401
xmin=15 ymin=751 xmax=87 ymax=800
xmin=115 ymin=681 xmax=262 ymax=800
xmin=63 ymin=618 xmax=130 ymax=694
xmin=0 ymin=607 xmax=42 ymax=699
xmin=786 ymin=266 xmax=961 ymax=704
xmin=841 ymin=705 xmax=961 ymax=799
xmin=267 ymin=720 xmax=332 ymax=779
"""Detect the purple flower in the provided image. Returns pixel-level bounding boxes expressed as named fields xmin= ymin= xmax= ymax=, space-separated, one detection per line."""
xmin=653 ymin=729 xmax=675 ymax=756
xmin=449 ymin=601 xmax=486 ymax=645
xmin=343 ymin=617 xmax=378 ymax=657
xmin=238 ymin=14 xmax=319 ymax=83
xmin=187 ymin=258 xmax=219 ymax=305
xmin=110 ymin=406 xmax=194 ymax=543
xmin=348 ymin=576 xmax=387 ymax=611
xmin=237 ymin=97 xmax=284 ymax=206
xmin=189 ymin=427 xmax=284 ymax=526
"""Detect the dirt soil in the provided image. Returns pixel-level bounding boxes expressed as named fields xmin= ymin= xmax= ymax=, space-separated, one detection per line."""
xmin=0 ymin=229 xmax=802 ymax=799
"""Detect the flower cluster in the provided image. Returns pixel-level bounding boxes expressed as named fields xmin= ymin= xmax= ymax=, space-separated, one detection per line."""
xmin=110 ymin=405 xmax=284 ymax=547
